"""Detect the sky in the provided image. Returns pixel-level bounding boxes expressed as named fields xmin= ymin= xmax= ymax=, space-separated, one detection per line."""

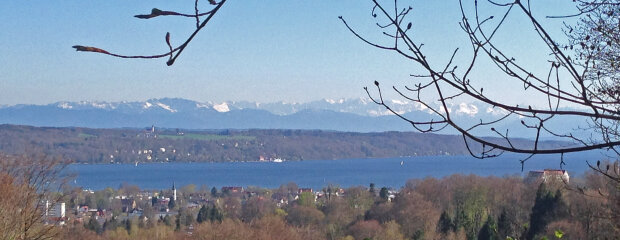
xmin=0 ymin=0 xmax=579 ymax=106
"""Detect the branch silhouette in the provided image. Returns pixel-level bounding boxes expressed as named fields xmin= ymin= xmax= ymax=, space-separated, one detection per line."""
xmin=73 ymin=0 xmax=226 ymax=66
xmin=342 ymin=0 xmax=620 ymax=166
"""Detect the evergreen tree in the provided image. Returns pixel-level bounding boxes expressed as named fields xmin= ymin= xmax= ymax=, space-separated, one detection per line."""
xmin=527 ymin=183 xmax=568 ymax=240
xmin=369 ymin=183 xmax=376 ymax=195
xmin=124 ymin=219 xmax=132 ymax=234
xmin=101 ymin=219 xmax=109 ymax=232
xmin=85 ymin=218 xmax=102 ymax=234
xmin=379 ymin=187 xmax=389 ymax=200
xmin=413 ymin=229 xmax=425 ymax=240
xmin=175 ymin=214 xmax=181 ymax=231
xmin=452 ymin=188 xmax=488 ymax=240
xmin=162 ymin=215 xmax=172 ymax=226
xmin=209 ymin=205 xmax=223 ymax=222
xmin=103 ymin=217 xmax=119 ymax=232
xmin=437 ymin=210 xmax=454 ymax=234
xmin=168 ymin=197 xmax=176 ymax=209
xmin=211 ymin=187 xmax=218 ymax=197
xmin=497 ymin=208 xmax=518 ymax=239
xmin=197 ymin=205 xmax=208 ymax=223
xmin=478 ymin=215 xmax=499 ymax=240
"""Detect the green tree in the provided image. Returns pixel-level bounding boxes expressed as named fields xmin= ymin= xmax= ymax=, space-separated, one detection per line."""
xmin=453 ymin=188 xmax=488 ymax=240
xmin=124 ymin=219 xmax=132 ymax=234
xmin=175 ymin=214 xmax=181 ymax=231
xmin=168 ymin=197 xmax=176 ymax=209
xmin=162 ymin=215 xmax=172 ymax=226
xmin=103 ymin=217 xmax=120 ymax=232
xmin=197 ymin=205 xmax=209 ymax=223
xmin=242 ymin=197 xmax=273 ymax=222
xmin=85 ymin=195 xmax=97 ymax=209
xmin=369 ymin=183 xmax=376 ymax=195
xmin=437 ymin=210 xmax=454 ymax=234
xmin=412 ymin=229 xmax=425 ymax=240
xmin=211 ymin=187 xmax=218 ymax=197
xmin=497 ymin=208 xmax=519 ymax=239
xmin=85 ymin=218 xmax=102 ymax=234
xmin=297 ymin=192 xmax=315 ymax=207
xmin=478 ymin=216 xmax=499 ymax=240
xmin=379 ymin=187 xmax=389 ymax=201
xmin=285 ymin=206 xmax=325 ymax=227
xmin=209 ymin=205 xmax=223 ymax=222
xmin=527 ymin=184 xmax=569 ymax=240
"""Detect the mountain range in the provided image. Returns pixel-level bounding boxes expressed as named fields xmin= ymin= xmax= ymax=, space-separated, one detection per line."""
xmin=0 ymin=98 xmax=589 ymax=138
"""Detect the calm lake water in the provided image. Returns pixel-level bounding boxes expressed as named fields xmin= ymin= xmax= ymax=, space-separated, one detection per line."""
xmin=67 ymin=151 xmax=606 ymax=190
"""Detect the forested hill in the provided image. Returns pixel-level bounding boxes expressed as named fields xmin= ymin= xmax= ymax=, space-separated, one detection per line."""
xmin=0 ymin=124 xmax=569 ymax=163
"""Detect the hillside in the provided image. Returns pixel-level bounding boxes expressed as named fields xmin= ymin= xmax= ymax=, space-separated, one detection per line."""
xmin=0 ymin=125 xmax=570 ymax=163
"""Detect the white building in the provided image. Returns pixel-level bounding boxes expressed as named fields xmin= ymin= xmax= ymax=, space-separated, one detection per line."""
xmin=172 ymin=182 xmax=177 ymax=201
xmin=526 ymin=169 xmax=570 ymax=183
xmin=45 ymin=201 xmax=65 ymax=225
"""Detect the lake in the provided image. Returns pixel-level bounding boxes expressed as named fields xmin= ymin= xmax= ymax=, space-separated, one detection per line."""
xmin=67 ymin=150 xmax=606 ymax=190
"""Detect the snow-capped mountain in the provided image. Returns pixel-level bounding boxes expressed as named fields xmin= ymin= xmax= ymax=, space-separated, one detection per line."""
xmin=0 ymin=98 xmax=589 ymax=137
xmin=16 ymin=97 xmax=489 ymax=117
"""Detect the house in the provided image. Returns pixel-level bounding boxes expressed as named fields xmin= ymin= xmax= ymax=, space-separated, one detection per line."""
xmin=186 ymin=202 xmax=200 ymax=209
xmin=44 ymin=201 xmax=66 ymax=225
xmin=77 ymin=205 xmax=89 ymax=214
xmin=272 ymin=193 xmax=290 ymax=207
xmin=221 ymin=186 xmax=244 ymax=194
xmin=156 ymin=210 xmax=178 ymax=219
xmin=526 ymin=169 xmax=570 ymax=183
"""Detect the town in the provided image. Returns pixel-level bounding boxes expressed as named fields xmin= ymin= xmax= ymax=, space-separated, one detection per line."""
xmin=35 ymin=167 xmax=617 ymax=239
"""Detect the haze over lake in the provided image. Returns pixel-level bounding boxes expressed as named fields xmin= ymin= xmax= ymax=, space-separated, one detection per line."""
xmin=68 ymin=151 xmax=602 ymax=190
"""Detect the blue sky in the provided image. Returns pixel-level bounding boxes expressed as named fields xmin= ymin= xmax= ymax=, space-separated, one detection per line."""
xmin=0 ymin=1 xmax=577 ymax=106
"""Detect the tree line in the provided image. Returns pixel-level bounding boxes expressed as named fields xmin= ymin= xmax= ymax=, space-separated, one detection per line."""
xmin=0 ymin=124 xmax=568 ymax=164
xmin=55 ymin=170 xmax=619 ymax=239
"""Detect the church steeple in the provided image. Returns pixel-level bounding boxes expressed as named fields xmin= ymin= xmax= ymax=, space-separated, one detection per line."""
xmin=172 ymin=182 xmax=177 ymax=201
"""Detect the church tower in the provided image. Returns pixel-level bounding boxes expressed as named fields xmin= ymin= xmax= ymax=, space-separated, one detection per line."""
xmin=172 ymin=182 xmax=177 ymax=201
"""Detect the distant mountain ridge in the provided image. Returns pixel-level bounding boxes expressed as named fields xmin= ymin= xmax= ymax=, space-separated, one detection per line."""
xmin=0 ymin=98 xmax=589 ymax=137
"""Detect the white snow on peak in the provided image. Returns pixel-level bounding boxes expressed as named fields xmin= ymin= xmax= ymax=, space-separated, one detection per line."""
xmin=367 ymin=110 xmax=381 ymax=116
xmin=359 ymin=97 xmax=370 ymax=104
xmin=195 ymin=103 xmax=210 ymax=109
xmin=413 ymin=102 xmax=427 ymax=111
xmin=367 ymin=109 xmax=398 ymax=116
xmin=391 ymin=99 xmax=408 ymax=105
xmin=92 ymin=102 xmax=115 ymax=109
xmin=457 ymin=103 xmax=478 ymax=116
xmin=486 ymin=106 xmax=509 ymax=116
xmin=90 ymin=103 xmax=105 ymax=109
xmin=58 ymin=102 xmax=73 ymax=109
xmin=156 ymin=102 xmax=177 ymax=113
xmin=325 ymin=98 xmax=345 ymax=104
xmin=213 ymin=102 xmax=230 ymax=112
xmin=143 ymin=102 xmax=153 ymax=109
xmin=439 ymin=105 xmax=452 ymax=114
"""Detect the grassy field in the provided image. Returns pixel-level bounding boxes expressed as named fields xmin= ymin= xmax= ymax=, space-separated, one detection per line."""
xmin=158 ymin=133 xmax=256 ymax=141
xmin=78 ymin=133 xmax=97 ymax=138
